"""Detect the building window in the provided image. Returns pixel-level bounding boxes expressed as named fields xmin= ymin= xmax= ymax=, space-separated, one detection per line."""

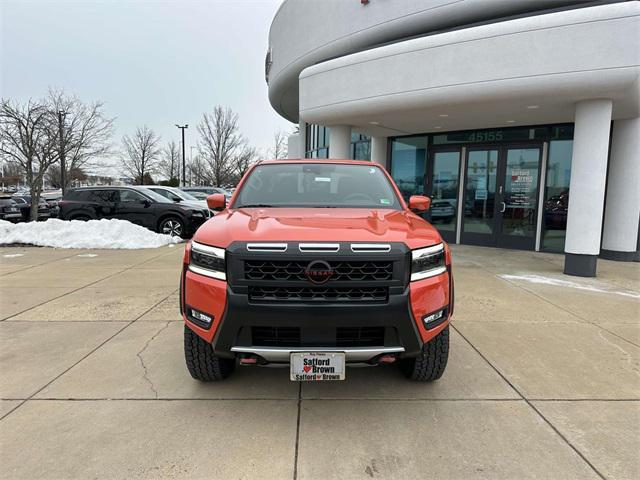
xmin=390 ymin=136 xmax=427 ymax=200
xmin=305 ymin=124 xmax=330 ymax=158
xmin=306 ymin=124 xmax=371 ymax=160
xmin=542 ymin=139 xmax=573 ymax=252
xmin=351 ymin=133 xmax=371 ymax=160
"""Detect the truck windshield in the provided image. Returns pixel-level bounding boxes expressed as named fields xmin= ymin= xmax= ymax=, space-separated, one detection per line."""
xmin=233 ymin=163 xmax=401 ymax=209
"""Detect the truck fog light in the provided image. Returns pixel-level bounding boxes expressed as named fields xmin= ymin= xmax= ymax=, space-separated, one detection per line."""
xmin=422 ymin=308 xmax=447 ymax=329
xmin=190 ymin=308 xmax=212 ymax=324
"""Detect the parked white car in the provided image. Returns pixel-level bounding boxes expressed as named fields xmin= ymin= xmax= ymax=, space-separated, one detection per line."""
xmin=145 ymin=186 xmax=214 ymax=214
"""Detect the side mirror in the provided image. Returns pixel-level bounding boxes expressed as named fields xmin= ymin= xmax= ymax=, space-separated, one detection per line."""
xmin=206 ymin=193 xmax=226 ymax=210
xmin=173 ymin=196 xmax=182 ymax=203
xmin=408 ymin=195 xmax=431 ymax=213
xmin=143 ymin=199 xmax=151 ymax=207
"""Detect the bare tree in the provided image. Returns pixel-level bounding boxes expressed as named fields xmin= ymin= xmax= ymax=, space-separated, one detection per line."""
xmin=231 ymin=145 xmax=258 ymax=184
xmin=197 ymin=106 xmax=249 ymax=186
xmin=0 ymin=98 xmax=58 ymax=220
xmin=46 ymin=164 xmax=87 ymax=188
xmin=187 ymin=153 xmax=209 ymax=186
xmin=120 ymin=126 xmax=161 ymax=185
xmin=158 ymin=140 xmax=181 ymax=182
xmin=0 ymin=160 xmax=23 ymax=188
xmin=48 ymin=89 xmax=114 ymax=191
xmin=271 ymin=130 xmax=288 ymax=159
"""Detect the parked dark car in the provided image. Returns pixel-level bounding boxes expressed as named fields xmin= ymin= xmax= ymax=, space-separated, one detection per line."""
xmin=58 ymin=186 xmax=211 ymax=237
xmin=41 ymin=193 xmax=62 ymax=218
xmin=12 ymin=196 xmax=51 ymax=221
xmin=0 ymin=198 xmax=23 ymax=222
xmin=544 ymin=189 xmax=569 ymax=230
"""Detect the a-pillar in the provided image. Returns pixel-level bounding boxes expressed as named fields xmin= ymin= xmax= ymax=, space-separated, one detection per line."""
xmin=601 ymin=117 xmax=640 ymax=262
xmin=564 ymin=99 xmax=613 ymax=277
xmin=370 ymin=137 xmax=388 ymax=168
xmin=328 ymin=125 xmax=351 ymax=159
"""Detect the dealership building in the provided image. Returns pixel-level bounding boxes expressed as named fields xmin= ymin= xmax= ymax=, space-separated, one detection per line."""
xmin=265 ymin=0 xmax=639 ymax=276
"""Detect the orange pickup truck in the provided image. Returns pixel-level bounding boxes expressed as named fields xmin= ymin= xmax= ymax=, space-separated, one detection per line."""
xmin=180 ymin=159 xmax=453 ymax=382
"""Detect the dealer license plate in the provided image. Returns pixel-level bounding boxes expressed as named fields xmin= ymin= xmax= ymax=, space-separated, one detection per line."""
xmin=290 ymin=352 xmax=345 ymax=381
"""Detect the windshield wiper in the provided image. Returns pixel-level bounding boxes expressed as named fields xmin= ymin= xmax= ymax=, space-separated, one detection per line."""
xmin=235 ymin=204 xmax=274 ymax=208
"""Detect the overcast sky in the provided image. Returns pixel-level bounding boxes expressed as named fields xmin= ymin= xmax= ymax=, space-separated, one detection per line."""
xmin=1 ymin=0 xmax=292 ymax=174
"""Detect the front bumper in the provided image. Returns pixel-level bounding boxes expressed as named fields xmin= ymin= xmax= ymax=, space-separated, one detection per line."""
xmin=208 ymin=285 xmax=424 ymax=362
xmin=182 ymin=269 xmax=452 ymax=364
xmin=230 ymin=346 xmax=405 ymax=363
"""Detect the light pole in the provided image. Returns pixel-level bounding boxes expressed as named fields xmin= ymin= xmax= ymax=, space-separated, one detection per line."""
xmin=175 ymin=124 xmax=188 ymax=187
xmin=58 ymin=111 xmax=67 ymax=194
xmin=1 ymin=140 xmax=5 ymax=191
xmin=189 ymin=145 xmax=197 ymax=186
xmin=190 ymin=146 xmax=196 ymax=186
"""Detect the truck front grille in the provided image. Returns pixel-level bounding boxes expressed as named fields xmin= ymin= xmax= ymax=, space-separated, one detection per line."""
xmin=248 ymin=286 xmax=388 ymax=302
xmin=244 ymin=260 xmax=393 ymax=282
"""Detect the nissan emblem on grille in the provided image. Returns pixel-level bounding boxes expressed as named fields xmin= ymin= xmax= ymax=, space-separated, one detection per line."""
xmin=305 ymin=260 xmax=333 ymax=284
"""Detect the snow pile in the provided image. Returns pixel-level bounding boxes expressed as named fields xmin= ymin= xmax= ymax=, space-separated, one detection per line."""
xmin=0 ymin=219 xmax=182 ymax=249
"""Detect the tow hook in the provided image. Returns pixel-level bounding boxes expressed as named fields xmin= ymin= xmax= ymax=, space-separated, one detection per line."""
xmin=238 ymin=354 xmax=264 ymax=366
xmin=376 ymin=354 xmax=397 ymax=364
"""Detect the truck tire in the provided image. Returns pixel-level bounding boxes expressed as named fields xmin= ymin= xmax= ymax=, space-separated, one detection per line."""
xmin=184 ymin=326 xmax=235 ymax=381
xmin=400 ymin=326 xmax=449 ymax=381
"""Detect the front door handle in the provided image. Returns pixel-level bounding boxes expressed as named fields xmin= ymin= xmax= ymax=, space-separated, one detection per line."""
xmin=499 ymin=202 xmax=506 ymax=213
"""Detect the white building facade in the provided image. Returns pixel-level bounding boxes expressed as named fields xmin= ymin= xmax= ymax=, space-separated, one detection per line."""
xmin=266 ymin=0 xmax=640 ymax=276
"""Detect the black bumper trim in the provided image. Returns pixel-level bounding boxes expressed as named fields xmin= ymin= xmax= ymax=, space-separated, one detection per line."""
xmin=211 ymin=287 xmax=424 ymax=360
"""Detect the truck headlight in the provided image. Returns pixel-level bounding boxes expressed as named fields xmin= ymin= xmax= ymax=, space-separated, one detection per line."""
xmin=411 ymin=244 xmax=446 ymax=281
xmin=189 ymin=241 xmax=226 ymax=280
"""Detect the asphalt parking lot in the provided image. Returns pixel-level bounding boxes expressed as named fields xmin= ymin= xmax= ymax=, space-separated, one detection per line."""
xmin=1 ymin=244 xmax=638 ymax=480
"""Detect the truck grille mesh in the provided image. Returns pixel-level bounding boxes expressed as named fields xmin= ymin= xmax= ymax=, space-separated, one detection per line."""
xmin=248 ymin=286 xmax=388 ymax=302
xmin=251 ymin=327 xmax=300 ymax=347
xmin=251 ymin=326 xmax=385 ymax=347
xmin=244 ymin=260 xmax=393 ymax=282
xmin=336 ymin=327 xmax=386 ymax=347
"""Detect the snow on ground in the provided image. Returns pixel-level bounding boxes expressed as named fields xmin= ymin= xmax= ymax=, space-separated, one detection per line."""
xmin=0 ymin=219 xmax=182 ymax=249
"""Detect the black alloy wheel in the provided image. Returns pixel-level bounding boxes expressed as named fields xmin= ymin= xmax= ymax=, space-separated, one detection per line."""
xmin=160 ymin=217 xmax=184 ymax=237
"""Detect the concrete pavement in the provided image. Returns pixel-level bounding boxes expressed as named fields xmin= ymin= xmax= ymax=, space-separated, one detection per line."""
xmin=0 ymin=244 xmax=638 ymax=479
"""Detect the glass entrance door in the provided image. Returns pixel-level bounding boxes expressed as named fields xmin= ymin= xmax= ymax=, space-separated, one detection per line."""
xmin=462 ymin=148 xmax=499 ymax=246
xmin=462 ymin=146 xmax=542 ymax=250
xmin=427 ymin=148 xmax=461 ymax=243
xmin=497 ymin=147 xmax=541 ymax=249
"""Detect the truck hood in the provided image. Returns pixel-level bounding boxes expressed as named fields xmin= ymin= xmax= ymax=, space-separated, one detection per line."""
xmin=192 ymin=208 xmax=443 ymax=249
